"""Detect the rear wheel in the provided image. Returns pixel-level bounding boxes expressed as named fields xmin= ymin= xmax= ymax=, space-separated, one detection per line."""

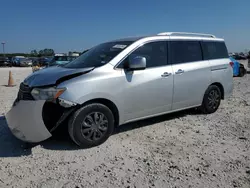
xmin=68 ymin=103 xmax=115 ymax=148
xmin=239 ymin=66 xmax=245 ymax=77
xmin=200 ymin=85 xmax=221 ymax=114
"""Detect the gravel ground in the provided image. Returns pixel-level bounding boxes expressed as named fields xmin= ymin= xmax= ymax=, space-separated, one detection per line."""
xmin=0 ymin=62 xmax=250 ymax=188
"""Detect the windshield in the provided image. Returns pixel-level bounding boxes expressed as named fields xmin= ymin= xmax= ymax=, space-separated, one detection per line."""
xmin=64 ymin=41 xmax=133 ymax=69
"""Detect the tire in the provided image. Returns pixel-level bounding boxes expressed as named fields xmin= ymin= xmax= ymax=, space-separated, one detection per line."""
xmin=68 ymin=103 xmax=115 ymax=148
xmin=239 ymin=66 xmax=245 ymax=77
xmin=200 ymin=85 xmax=222 ymax=114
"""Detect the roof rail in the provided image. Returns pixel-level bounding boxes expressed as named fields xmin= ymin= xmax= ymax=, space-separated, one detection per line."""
xmin=157 ymin=32 xmax=216 ymax=38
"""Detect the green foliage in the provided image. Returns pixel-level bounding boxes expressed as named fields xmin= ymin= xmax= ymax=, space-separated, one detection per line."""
xmin=38 ymin=49 xmax=55 ymax=56
xmin=0 ymin=53 xmax=28 ymax=57
xmin=0 ymin=48 xmax=55 ymax=57
xmin=30 ymin=50 xmax=38 ymax=57
xmin=0 ymin=48 xmax=91 ymax=57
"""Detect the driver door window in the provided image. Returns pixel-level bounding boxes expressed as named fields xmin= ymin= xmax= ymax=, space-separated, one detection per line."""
xmin=117 ymin=41 xmax=168 ymax=68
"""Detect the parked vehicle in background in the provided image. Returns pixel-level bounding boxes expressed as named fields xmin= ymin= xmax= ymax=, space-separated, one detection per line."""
xmin=6 ymin=32 xmax=233 ymax=148
xmin=0 ymin=57 xmax=12 ymax=67
xmin=7 ymin=57 xmax=13 ymax=63
xmin=229 ymin=56 xmax=246 ymax=77
xmin=12 ymin=56 xmax=25 ymax=66
xmin=19 ymin=57 xmax=33 ymax=67
xmin=32 ymin=55 xmax=78 ymax=72
xmin=47 ymin=55 xmax=78 ymax=67
xmin=68 ymin=52 xmax=80 ymax=57
xmin=232 ymin=54 xmax=247 ymax=60
xmin=28 ymin=57 xmax=39 ymax=64
xmin=32 ymin=57 xmax=53 ymax=67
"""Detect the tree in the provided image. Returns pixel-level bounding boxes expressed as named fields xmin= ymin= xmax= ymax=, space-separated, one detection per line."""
xmin=38 ymin=48 xmax=55 ymax=56
xmin=30 ymin=50 xmax=38 ymax=57
xmin=39 ymin=50 xmax=44 ymax=56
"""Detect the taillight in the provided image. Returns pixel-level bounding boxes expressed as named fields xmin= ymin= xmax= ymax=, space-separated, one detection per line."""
xmin=229 ymin=62 xmax=234 ymax=67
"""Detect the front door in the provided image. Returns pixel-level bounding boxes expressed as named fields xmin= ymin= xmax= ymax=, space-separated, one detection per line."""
xmin=117 ymin=41 xmax=174 ymax=122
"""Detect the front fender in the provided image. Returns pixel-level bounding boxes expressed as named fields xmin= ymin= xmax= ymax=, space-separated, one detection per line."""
xmin=60 ymin=92 xmax=125 ymax=125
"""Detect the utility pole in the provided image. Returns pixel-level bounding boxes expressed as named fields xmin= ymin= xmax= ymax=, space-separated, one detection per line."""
xmin=1 ymin=42 xmax=5 ymax=57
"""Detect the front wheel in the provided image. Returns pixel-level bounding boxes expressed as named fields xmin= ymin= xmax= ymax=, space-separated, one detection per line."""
xmin=68 ymin=103 xmax=115 ymax=148
xmin=200 ymin=85 xmax=222 ymax=114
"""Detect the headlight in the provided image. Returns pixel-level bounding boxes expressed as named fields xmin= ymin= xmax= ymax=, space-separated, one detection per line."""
xmin=31 ymin=87 xmax=66 ymax=100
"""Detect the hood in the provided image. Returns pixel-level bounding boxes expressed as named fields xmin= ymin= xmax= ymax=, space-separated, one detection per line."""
xmin=24 ymin=66 xmax=94 ymax=87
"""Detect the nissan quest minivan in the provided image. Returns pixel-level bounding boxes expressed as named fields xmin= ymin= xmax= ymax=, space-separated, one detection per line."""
xmin=6 ymin=32 xmax=233 ymax=147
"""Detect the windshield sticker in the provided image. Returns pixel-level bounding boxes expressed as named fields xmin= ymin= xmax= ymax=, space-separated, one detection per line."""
xmin=112 ymin=44 xmax=127 ymax=49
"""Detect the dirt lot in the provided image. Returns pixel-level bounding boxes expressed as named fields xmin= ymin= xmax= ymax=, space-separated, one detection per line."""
xmin=0 ymin=62 xmax=250 ymax=188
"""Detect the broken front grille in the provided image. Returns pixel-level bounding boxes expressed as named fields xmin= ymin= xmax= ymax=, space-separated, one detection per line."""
xmin=17 ymin=83 xmax=34 ymax=101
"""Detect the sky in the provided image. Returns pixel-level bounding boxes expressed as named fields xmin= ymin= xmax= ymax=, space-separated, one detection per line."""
xmin=0 ymin=0 xmax=249 ymax=53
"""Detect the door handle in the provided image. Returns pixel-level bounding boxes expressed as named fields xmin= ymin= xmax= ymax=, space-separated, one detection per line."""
xmin=161 ymin=72 xmax=172 ymax=77
xmin=175 ymin=69 xmax=184 ymax=74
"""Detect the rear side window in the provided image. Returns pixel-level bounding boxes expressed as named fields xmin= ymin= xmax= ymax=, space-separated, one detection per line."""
xmin=170 ymin=41 xmax=202 ymax=64
xmin=202 ymin=41 xmax=228 ymax=60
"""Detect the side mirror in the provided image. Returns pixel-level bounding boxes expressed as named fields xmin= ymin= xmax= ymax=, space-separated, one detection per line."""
xmin=127 ymin=56 xmax=146 ymax=71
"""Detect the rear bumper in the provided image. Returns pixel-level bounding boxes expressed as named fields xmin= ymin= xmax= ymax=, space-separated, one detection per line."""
xmin=6 ymin=100 xmax=52 ymax=143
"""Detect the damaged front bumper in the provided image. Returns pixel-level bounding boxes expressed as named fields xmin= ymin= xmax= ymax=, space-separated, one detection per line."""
xmin=6 ymin=98 xmax=76 ymax=143
xmin=6 ymin=100 xmax=52 ymax=143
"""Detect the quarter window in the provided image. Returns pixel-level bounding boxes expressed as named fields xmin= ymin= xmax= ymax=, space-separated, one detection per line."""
xmin=202 ymin=41 xmax=228 ymax=60
xmin=170 ymin=41 xmax=203 ymax=64
xmin=117 ymin=41 xmax=168 ymax=68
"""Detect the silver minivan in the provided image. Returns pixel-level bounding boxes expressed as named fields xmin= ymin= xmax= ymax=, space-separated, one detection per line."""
xmin=6 ymin=32 xmax=233 ymax=147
